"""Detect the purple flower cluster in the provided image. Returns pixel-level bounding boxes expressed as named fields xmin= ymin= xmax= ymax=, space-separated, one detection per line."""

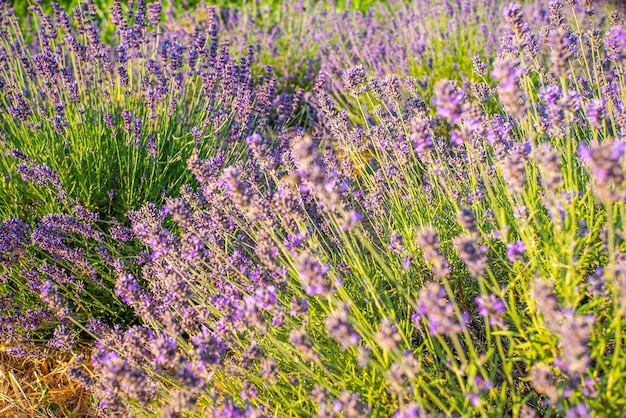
xmin=0 ymin=218 xmax=31 ymax=267
xmin=475 ymin=293 xmax=507 ymax=329
xmin=414 ymin=282 xmax=466 ymax=337
xmin=325 ymin=303 xmax=361 ymax=350
xmin=454 ymin=235 xmax=488 ymax=278
xmin=506 ymin=240 xmax=527 ymax=262
xmin=2 ymin=1 xmax=626 ymax=416
xmin=578 ymin=140 xmax=626 ymax=203
xmin=296 ymin=253 xmax=333 ymax=296
xmin=416 ymin=227 xmax=452 ymax=279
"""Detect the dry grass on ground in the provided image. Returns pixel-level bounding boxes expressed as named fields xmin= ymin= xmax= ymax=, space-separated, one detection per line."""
xmin=0 ymin=344 xmax=95 ymax=417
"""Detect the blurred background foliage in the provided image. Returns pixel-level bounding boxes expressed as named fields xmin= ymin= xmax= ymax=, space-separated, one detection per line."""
xmin=12 ymin=0 xmax=380 ymax=18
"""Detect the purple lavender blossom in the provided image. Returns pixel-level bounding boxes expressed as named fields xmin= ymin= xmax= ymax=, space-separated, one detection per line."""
xmin=14 ymin=160 xmax=67 ymax=200
xmin=557 ymin=309 xmax=594 ymax=378
xmin=325 ymin=303 xmax=360 ymax=350
xmin=295 ymin=253 xmax=333 ymax=296
xmin=578 ymin=140 xmax=626 ymax=203
xmin=386 ymin=350 xmax=420 ymax=395
xmin=549 ymin=28 xmax=573 ymax=76
xmin=475 ymin=293 xmax=507 ymax=328
xmin=585 ymin=99 xmax=606 ymax=130
xmin=393 ymin=402 xmax=433 ymax=418
xmin=432 ymin=80 xmax=466 ymax=124
xmin=506 ymin=240 xmax=526 ymax=262
xmin=533 ymin=144 xmax=564 ymax=193
xmin=147 ymin=2 xmax=162 ymax=26
xmin=566 ymin=404 xmax=591 ymax=418
xmin=605 ymin=25 xmax=626 ymax=63
xmin=47 ymin=325 xmax=75 ymax=350
xmin=389 ymin=231 xmax=405 ymax=254
xmin=492 ymin=58 xmax=527 ymax=119
xmin=586 ymin=267 xmax=607 ymax=298
xmin=454 ymin=235 xmax=488 ymax=278
xmin=40 ymin=280 xmax=72 ymax=318
xmin=342 ymin=65 xmax=367 ymax=95
xmin=416 ymin=227 xmax=452 ymax=279
xmin=0 ymin=218 xmax=31 ymax=267
xmin=529 ymin=363 xmax=558 ymax=401
xmin=457 ymin=207 xmax=477 ymax=232
xmin=289 ymin=329 xmax=317 ymax=362
xmin=375 ymin=318 xmax=403 ymax=352
xmin=414 ymin=282 xmax=465 ymax=337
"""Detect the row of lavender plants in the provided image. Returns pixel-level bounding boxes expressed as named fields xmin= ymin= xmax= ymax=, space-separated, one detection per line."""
xmin=2 ymin=0 xmax=626 ymax=416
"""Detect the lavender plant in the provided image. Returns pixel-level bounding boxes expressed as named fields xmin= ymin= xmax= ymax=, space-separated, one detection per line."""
xmin=0 ymin=0 xmax=294 ymax=221
xmin=162 ymin=0 xmax=510 ymax=119
xmin=0 ymin=0 xmax=299 ymax=352
xmin=4 ymin=0 xmax=626 ymax=417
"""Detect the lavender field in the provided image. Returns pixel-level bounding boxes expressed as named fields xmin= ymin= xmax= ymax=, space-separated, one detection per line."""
xmin=1 ymin=0 xmax=626 ymax=416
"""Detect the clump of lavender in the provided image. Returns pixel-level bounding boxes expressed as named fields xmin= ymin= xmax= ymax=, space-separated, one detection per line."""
xmin=0 ymin=0 xmax=302 ymax=373
xmin=325 ymin=303 xmax=361 ymax=350
xmin=416 ymin=227 xmax=452 ymax=279
xmin=414 ymin=282 xmax=466 ymax=337
xmin=0 ymin=1 xmax=290 ymax=221
xmin=578 ymin=140 xmax=626 ymax=203
xmin=296 ymin=253 xmax=333 ymax=296
xmin=0 ymin=218 xmax=31 ymax=267
xmin=3 ymin=1 xmax=626 ymax=417
xmin=454 ymin=235 xmax=488 ymax=278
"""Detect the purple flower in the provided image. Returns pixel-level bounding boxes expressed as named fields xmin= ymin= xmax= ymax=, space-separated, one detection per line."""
xmin=472 ymin=55 xmax=487 ymax=77
xmin=549 ymin=28 xmax=573 ymax=76
xmin=40 ymin=280 xmax=72 ymax=318
xmin=457 ymin=207 xmax=476 ymax=232
xmin=289 ymin=329 xmax=317 ymax=362
xmin=492 ymin=58 xmax=527 ymax=119
xmin=402 ymin=254 xmax=413 ymax=270
xmin=586 ymin=99 xmax=606 ymax=129
xmin=579 ymin=140 xmax=626 ymax=203
xmin=454 ymin=235 xmax=488 ymax=278
xmin=342 ymin=65 xmax=367 ymax=94
xmin=14 ymin=160 xmax=67 ymax=199
xmin=0 ymin=218 xmax=31 ymax=267
xmin=605 ymin=25 xmax=626 ymax=63
xmin=325 ymin=303 xmax=360 ymax=350
xmin=475 ymin=293 xmax=507 ymax=328
xmin=566 ymin=403 xmax=591 ymax=418
xmin=432 ymin=80 xmax=466 ymax=124
xmin=506 ymin=240 xmax=526 ymax=262
xmin=41 ymin=213 xmax=103 ymax=242
xmin=414 ymin=282 xmax=465 ymax=337
xmin=557 ymin=309 xmax=594 ymax=378
xmin=416 ymin=227 xmax=452 ymax=279
xmin=389 ymin=231 xmax=405 ymax=254
xmin=586 ymin=267 xmax=607 ymax=298
xmin=296 ymin=253 xmax=333 ymax=296
xmin=375 ymin=318 xmax=403 ymax=352
xmin=147 ymin=2 xmax=161 ymax=26
xmin=290 ymin=297 xmax=308 ymax=316
xmin=393 ymin=402 xmax=433 ymax=418
xmin=47 ymin=325 xmax=75 ymax=350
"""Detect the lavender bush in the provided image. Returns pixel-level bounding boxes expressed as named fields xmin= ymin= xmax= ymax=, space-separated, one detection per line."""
xmin=3 ymin=0 xmax=626 ymax=417
xmin=0 ymin=0 xmax=300 ymax=353
xmin=0 ymin=0 xmax=297 ymax=221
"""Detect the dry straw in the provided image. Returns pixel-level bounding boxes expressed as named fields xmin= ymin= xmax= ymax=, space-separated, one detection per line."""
xmin=0 ymin=344 xmax=94 ymax=417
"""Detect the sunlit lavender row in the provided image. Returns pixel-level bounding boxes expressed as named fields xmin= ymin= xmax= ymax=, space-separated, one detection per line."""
xmin=1 ymin=0 xmax=626 ymax=416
